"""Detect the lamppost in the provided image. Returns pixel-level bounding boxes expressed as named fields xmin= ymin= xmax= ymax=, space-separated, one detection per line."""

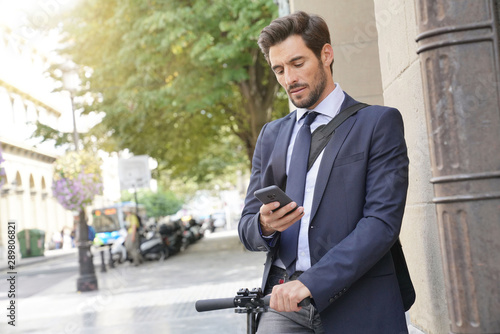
xmin=61 ymin=63 xmax=98 ymax=292
xmin=61 ymin=64 xmax=80 ymax=152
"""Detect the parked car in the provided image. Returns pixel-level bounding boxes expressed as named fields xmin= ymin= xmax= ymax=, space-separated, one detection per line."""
xmin=211 ymin=212 xmax=226 ymax=229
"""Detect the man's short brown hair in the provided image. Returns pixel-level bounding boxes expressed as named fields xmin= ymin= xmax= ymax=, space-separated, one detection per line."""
xmin=258 ymin=11 xmax=332 ymax=73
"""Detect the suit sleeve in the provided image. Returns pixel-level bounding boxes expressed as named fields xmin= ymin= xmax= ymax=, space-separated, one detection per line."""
xmin=299 ymin=107 xmax=409 ymax=312
xmin=238 ymin=123 xmax=280 ymax=252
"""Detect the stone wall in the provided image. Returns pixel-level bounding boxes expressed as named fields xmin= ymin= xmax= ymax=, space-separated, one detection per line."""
xmin=372 ymin=1 xmax=449 ymax=332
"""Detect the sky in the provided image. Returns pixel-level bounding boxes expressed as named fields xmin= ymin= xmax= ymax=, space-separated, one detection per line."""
xmin=0 ymin=0 xmax=102 ymax=142
xmin=0 ymin=1 xmax=31 ymax=26
xmin=0 ymin=0 xmax=76 ymax=51
xmin=0 ymin=0 xmax=72 ymax=26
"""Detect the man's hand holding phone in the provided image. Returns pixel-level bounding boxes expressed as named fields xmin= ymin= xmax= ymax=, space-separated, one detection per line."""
xmin=254 ymin=185 xmax=305 ymax=236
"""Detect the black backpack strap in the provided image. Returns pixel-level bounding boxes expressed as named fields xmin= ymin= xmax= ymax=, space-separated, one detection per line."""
xmin=308 ymin=103 xmax=369 ymax=171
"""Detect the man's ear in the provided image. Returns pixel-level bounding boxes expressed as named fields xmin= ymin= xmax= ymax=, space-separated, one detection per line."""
xmin=322 ymin=43 xmax=334 ymax=67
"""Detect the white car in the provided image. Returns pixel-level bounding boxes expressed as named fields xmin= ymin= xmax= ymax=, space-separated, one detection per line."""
xmin=212 ymin=212 xmax=226 ymax=228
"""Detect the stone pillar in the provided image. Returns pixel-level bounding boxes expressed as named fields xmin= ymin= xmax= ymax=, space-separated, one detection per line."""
xmin=289 ymin=0 xmax=384 ymax=105
xmin=416 ymin=0 xmax=500 ymax=332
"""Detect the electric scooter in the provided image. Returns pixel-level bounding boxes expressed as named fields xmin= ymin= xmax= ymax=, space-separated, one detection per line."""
xmin=195 ymin=288 xmax=310 ymax=334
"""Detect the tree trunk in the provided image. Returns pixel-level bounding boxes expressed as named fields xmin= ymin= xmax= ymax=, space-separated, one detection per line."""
xmin=237 ymin=50 xmax=281 ymax=165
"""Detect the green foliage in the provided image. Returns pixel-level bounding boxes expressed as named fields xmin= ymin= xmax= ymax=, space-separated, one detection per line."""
xmin=52 ymin=0 xmax=287 ymax=184
xmin=121 ymin=189 xmax=183 ymax=218
xmin=32 ymin=121 xmax=77 ymax=148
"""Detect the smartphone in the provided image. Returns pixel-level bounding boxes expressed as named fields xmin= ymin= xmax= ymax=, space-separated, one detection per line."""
xmin=254 ymin=185 xmax=296 ymax=213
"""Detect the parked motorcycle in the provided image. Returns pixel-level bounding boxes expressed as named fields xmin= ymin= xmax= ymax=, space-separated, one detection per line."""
xmin=159 ymin=221 xmax=183 ymax=255
xmin=110 ymin=225 xmax=170 ymax=263
xmin=139 ymin=224 xmax=170 ymax=261
xmin=178 ymin=216 xmax=203 ymax=250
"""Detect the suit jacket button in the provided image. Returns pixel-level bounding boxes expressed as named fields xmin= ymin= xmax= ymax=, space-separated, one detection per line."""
xmin=329 ymin=298 xmax=334 ymax=303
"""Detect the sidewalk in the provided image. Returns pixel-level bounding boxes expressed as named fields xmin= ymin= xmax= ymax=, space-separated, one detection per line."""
xmin=0 ymin=247 xmax=78 ymax=271
xmin=1 ymin=229 xmax=266 ymax=334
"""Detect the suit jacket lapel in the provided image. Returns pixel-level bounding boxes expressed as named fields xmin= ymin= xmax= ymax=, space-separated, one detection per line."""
xmin=271 ymin=111 xmax=296 ymax=189
xmin=310 ymin=94 xmax=359 ymax=220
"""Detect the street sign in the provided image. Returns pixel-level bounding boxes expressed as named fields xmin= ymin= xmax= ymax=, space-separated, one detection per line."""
xmin=118 ymin=155 xmax=151 ymax=190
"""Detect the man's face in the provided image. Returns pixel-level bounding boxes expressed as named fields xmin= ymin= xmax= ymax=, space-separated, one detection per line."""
xmin=269 ymin=35 xmax=331 ymax=109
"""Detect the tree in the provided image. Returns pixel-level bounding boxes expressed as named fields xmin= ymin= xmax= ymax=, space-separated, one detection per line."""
xmin=51 ymin=0 xmax=287 ymax=183
xmin=121 ymin=188 xmax=183 ymax=219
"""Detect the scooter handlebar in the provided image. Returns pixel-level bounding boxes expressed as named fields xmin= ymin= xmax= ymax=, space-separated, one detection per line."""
xmin=195 ymin=297 xmax=236 ymax=312
xmin=195 ymin=294 xmax=309 ymax=312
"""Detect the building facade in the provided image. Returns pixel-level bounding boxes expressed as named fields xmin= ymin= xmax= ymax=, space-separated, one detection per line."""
xmin=0 ymin=24 xmax=122 ymax=261
xmin=0 ymin=24 xmax=78 ymax=259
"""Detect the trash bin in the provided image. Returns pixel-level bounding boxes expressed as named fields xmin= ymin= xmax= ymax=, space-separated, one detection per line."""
xmin=17 ymin=229 xmax=45 ymax=258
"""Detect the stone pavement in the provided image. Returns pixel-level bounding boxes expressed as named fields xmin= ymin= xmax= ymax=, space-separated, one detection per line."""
xmin=0 ymin=247 xmax=78 ymax=272
xmin=1 ymin=229 xmax=266 ymax=334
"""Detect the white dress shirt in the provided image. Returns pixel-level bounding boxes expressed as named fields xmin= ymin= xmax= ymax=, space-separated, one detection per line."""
xmin=274 ymin=83 xmax=345 ymax=271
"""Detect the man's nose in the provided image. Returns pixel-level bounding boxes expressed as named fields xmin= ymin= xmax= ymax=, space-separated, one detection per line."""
xmin=284 ymin=68 xmax=298 ymax=87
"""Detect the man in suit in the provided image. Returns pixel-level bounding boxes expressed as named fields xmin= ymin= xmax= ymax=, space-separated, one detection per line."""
xmin=238 ymin=11 xmax=410 ymax=333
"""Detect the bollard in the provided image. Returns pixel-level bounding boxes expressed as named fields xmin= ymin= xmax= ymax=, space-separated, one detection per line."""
xmin=108 ymin=246 xmax=115 ymax=268
xmin=100 ymin=249 xmax=107 ymax=273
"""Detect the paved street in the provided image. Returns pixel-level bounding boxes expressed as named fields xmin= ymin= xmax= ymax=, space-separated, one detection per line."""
xmin=0 ymin=229 xmax=266 ymax=334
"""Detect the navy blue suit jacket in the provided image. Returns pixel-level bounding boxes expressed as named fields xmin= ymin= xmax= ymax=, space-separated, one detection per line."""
xmin=239 ymin=93 xmax=409 ymax=333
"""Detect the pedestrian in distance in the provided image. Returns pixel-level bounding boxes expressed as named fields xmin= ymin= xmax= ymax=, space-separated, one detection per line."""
xmin=52 ymin=231 xmax=62 ymax=250
xmin=238 ymin=11 xmax=414 ymax=334
xmin=125 ymin=210 xmax=143 ymax=266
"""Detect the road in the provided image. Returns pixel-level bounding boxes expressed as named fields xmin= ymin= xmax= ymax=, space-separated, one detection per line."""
xmin=0 ymin=229 xmax=266 ymax=334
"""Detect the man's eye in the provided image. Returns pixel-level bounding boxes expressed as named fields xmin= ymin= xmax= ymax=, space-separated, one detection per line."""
xmin=295 ymin=63 xmax=304 ymax=68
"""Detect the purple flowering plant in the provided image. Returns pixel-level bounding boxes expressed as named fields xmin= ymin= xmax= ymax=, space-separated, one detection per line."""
xmin=52 ymin=150 xmax=103 ymax=211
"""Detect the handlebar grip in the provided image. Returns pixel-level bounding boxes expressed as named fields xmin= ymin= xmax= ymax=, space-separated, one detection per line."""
xmin=263 ymin=295 xmax=271 ymax=306
xmin=298 ymin=297 xmax=311 ymax=307
xmin=195 ymin=297 xmax=236 ymax=312
xmin=262 ymin=295 xmax=311 ymax=307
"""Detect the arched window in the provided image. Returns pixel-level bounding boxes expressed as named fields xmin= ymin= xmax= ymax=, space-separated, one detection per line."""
xmin=0 ymin=169 xmax=8 ymax=195
xmin=15 ymin=171 xmax=23 ymax=194
xmin=41 ymin=176 xmax=48 ymax=199
xmin=30 ymin=174 xmax=36 ymax=195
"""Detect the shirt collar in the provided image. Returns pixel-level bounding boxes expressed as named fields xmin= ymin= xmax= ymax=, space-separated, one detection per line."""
xmin=296 ymin=83 xmax=345 ymax=121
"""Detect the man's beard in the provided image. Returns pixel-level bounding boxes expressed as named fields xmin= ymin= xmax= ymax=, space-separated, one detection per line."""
xmin=289 ymin=64 xmax=328 ymax=109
